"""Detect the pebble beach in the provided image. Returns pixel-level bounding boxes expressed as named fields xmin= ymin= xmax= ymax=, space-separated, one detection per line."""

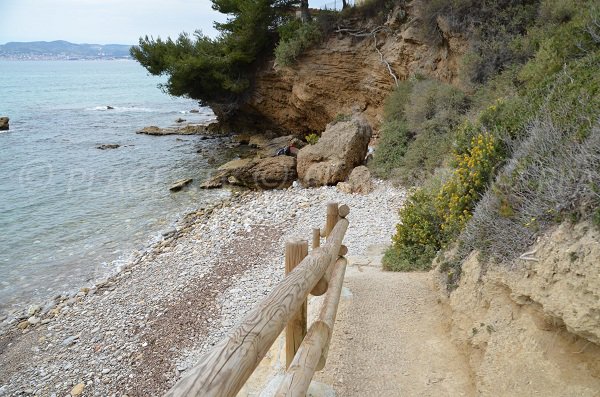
xmin=0 ymin=180 xmax=405 ymax=396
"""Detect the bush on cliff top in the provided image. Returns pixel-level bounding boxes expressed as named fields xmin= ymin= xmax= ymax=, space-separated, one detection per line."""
xmin=417 ymin=0 xmax=541 ymax=84
xmin=275 ymin=21 xmax=322 ymax=66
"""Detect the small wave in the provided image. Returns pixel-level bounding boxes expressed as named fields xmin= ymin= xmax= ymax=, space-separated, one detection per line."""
xmin=178 ymin=109 xmax=212 ymax=115
xmin=86 ymin=106 xmax=157 ymax=113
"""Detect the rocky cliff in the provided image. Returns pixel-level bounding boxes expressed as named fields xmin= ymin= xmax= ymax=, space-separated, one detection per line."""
xmin=435 ymin=222 xmax=600 ymax=396
xmin=217 ymin=5 xmax=467 ymax=135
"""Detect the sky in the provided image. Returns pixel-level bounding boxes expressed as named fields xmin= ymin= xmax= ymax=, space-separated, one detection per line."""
xmin=0 ymin=0 xmax=335 ymax=45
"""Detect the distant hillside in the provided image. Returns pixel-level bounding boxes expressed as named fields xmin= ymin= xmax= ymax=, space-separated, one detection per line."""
xmin=0 ymin=40 xmax=132 ymax=60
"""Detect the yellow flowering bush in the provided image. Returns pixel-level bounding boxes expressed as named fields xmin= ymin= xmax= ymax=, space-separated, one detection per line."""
xmin=437 ymin=133 xmax=501 ymax=236
xmin=385 ymin=132 xmax=503 ymax=271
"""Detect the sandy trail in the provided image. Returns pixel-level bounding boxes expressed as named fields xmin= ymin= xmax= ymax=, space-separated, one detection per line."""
xmin=314 ymin=247 xmax=475 ymax=397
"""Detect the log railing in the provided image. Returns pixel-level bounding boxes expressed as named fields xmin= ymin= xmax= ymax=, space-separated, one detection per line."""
xmin=165 ymin=202 xmax=350 ymax=397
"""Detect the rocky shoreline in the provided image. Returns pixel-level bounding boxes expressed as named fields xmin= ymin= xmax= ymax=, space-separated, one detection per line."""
xmin=0 ymin=180 xmax=405 ymax=396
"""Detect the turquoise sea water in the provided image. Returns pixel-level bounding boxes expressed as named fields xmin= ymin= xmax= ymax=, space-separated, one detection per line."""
xmin=0 ymin=60 xmax=230 ymax=316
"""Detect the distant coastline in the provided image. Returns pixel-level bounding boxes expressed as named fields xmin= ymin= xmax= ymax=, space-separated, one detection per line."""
xmin=0 ymin=40 xmax=132 ymax=61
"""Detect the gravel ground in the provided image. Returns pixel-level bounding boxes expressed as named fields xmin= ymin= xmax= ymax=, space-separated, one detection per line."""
xmin=0 ymin=180 xmax=405 ymax=397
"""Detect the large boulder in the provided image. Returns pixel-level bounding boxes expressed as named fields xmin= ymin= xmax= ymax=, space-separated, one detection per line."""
xmin=337 ymin=165 xmax=373 ymax=194
xmin=297 ymin=117 xmax=371 ymax=187
xmin=0 ymin=117 xmax=9 ymax=131
xmin=231 ymin=156 xmax=297 ymax=189
xmin=201 ymin=156 xmax=297 ymax=190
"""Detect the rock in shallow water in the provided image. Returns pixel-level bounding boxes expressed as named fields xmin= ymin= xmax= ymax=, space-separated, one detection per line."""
xmin=169 ymin=178 xmax=193 ymax=192
xmin=97 ymin=144 xmax=120 ymax=150
xmin=0 ymin=117 xmax=8 ymax=131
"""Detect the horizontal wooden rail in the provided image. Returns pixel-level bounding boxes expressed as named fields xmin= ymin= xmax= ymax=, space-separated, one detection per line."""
xmin=164 ymin=217 xmax=349 ymax=397
xmin=275 ymin=257 xmax=348 ymax=396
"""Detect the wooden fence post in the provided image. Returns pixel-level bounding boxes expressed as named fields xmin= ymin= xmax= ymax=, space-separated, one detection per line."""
xmin=285 ymin=239 xmax=308 ymax=368
xmin=338 ymin=204 xmax=350 ymax=218
xmin=312 ymin=228 xmax=320 ymax=250
xmin=325 ymin=202 xmax=339 ymax=238
xmin=310 ymin=228 xmax=322 ymax=295
xmin=311 ymin=203 xmax=350 ymax=296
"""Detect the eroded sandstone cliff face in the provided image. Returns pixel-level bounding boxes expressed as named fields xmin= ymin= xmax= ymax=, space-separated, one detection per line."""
xmin=217 ymin=5 xmax=467 ymax=135
xmin=434 ymin=222 xmax=600 ymax=396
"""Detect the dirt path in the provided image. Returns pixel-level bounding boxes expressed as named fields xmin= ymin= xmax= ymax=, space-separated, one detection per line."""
xmin=314 ymin=246 xmax=475 ymax=397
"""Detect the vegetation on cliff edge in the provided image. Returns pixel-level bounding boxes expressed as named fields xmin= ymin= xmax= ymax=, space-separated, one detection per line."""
xmin=379 ymin=0 xmax=600 ymax=285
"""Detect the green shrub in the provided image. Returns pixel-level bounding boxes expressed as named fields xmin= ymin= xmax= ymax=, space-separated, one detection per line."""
xmin=456 ymin=8 xmax=600 ymax=264
xmin=397 ymin=80 xmax=469 ymax=184
xmin=384 ymin=0 xmax=600 ymax=285
xmin=382 ymin=81 xmax=413 ymax=122
xmin=372 ymin=79 xmax=469 ymax=184
xmin=277 ymin=19 xmax=303 ymax=42
xmin=384 ymin=189 xmax=443 ymax=271
xmin=275 ymin=21 xmax=322 ymax=66
xmin=385 ymin=133 xmax=504 ymax=273
xmin=370 ymin=83 xmax=413 ymax=179
xmin=476 ymin=97 xmax=532 ymax=141
xmin=339 ymin=0 xmax=398 ymax=24
xmin=405 ymin=80 xmax=469 ymax=131
xmin=370 ymin=119 xmax=411 ymax=179
xmin=305 ymin=133 xmax=319 ymax=145
xmin=538 ymin=0 xmax=577 ymax=24
xmin=396 ymin=126 xmax=453 ymax=185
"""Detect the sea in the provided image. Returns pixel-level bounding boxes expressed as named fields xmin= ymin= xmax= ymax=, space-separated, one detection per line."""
xmin=0 ymin=59 xmax=235 ymax=317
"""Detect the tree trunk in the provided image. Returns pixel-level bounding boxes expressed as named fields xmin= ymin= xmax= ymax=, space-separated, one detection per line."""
xmin=342 ymin=0 xmax=348 ymax=9
xmin=300 ymin=0 xmax=310 ymax=22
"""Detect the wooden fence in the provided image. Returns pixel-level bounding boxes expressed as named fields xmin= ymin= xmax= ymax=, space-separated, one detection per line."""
xmin=165 ymin=202 xmax=350 ymax=397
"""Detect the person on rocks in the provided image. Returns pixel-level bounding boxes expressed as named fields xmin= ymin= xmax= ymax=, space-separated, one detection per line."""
xmin=275 ymin=140 xmax=298 ymax=157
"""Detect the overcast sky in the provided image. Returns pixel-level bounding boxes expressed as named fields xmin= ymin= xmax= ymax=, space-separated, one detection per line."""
xmin=0 ymin=0 xmax=334 ymax=45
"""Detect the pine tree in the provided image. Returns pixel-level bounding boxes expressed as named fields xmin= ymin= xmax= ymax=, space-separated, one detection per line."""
xmin=131 ymin=0 xmax=298 ymax=106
